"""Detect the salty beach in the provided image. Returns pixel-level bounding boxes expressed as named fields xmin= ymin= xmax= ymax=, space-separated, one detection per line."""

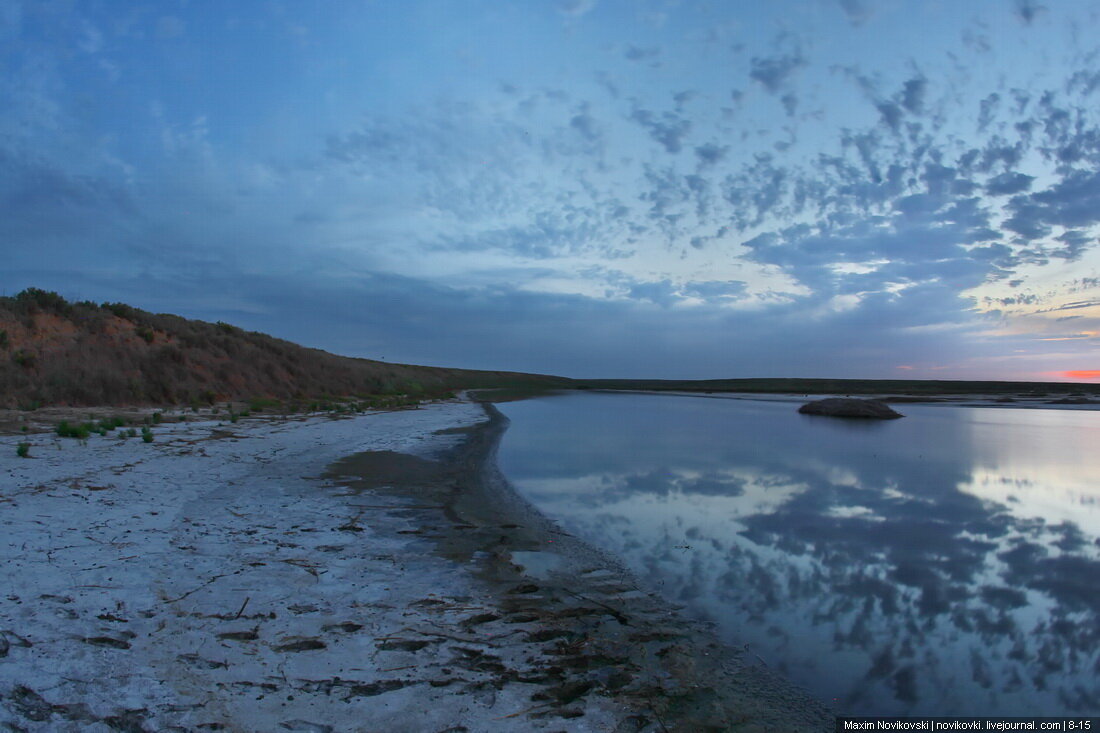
xmin=0 ymin=397 xmax=830 ymax=732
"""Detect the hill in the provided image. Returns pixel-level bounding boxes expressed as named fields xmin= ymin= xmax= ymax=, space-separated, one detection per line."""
xmin=0 ymin=288 xmax=569 ymax=408
xmin=3 ymin=288 xmax=1096 ymax=409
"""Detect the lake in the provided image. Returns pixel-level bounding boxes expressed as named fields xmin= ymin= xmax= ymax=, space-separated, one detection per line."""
xmin=495 ymin=391 xmax=1100 ymax=717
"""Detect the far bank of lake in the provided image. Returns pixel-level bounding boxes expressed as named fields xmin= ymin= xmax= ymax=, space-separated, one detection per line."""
xmin=496 ymin=391 xmax=1100 ymax=717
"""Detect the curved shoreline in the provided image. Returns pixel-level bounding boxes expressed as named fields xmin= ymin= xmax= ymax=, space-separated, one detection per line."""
xmin=329 ymin=400 xmax=834 ymax=731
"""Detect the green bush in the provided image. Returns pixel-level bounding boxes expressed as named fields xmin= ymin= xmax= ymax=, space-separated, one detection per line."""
xmin=152 ymin=412 xmax=163 ymax=424
xmin=16 ymin=288 xmax=71 ymax=314
xmin=55 ymin=421 xmax=91 ymax=439
xmin=229 ymin=412 xmax=239 ymax=423
xmin=103 ymin=302 xmax=137 ymax=321
xmin=0 ymin=329 xmax=8 ymax=348
xmin=248 ymin=397 xmax=281 ymax=412
xmin=11 ymin=349 xmax=36 ymax=368
xmin=16 ymin=442 xmax=30 ymax=458
xmin=136 ymin=326 xmax=155 ymax=343
xmin=141 ymin=427 xmax=153 ymax=443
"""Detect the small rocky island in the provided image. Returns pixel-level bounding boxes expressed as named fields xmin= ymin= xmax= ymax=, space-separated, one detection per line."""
xmin=798 ymin=397 xmax=904 ymax=419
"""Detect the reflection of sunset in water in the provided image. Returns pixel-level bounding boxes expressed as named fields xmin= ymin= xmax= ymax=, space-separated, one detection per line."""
xmin=499 ymin=392 xmax=1100 ymax=717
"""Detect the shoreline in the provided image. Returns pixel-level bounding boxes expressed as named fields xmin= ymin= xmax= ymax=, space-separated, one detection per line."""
xmin=577 ymin=388 xmax=1100 ymax=411
xmin=327 ymin=400 xmax=833 ymax=731
xmin=1 ymin=398 xmax=830 ymax=731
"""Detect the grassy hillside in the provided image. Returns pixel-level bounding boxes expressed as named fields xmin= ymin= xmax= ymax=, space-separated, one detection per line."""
xmin=0 ymin=288 xmax=570 ymax=408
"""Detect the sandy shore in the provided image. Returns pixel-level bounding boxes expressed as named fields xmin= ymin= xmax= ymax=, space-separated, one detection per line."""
xmin=1 ymin=398 xmax=829 ymax=731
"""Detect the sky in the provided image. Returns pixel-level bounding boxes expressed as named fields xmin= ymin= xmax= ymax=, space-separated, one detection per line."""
xmin=3 ymin=0 xmax=1100 ymax=381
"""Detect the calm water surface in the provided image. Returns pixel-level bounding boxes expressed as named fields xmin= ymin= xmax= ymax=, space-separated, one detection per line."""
xmin=496 ymin=392 xmax=1100 ymax=716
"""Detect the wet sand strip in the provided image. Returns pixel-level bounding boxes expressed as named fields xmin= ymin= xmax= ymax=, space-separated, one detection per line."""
xmin=326 ymin=401 xmax=833 ymax=732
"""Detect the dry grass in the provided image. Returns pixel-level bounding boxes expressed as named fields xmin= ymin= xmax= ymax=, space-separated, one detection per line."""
xmin=0 ymin=288 xmax=569 ymax=408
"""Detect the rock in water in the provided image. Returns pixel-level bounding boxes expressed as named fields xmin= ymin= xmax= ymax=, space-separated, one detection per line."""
xmin=798 ymin=398 xmax=904 ymax=419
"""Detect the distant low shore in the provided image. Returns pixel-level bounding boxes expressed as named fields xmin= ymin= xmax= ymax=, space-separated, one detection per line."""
xmin=576 ymin=388 xmax=1100 ymax=411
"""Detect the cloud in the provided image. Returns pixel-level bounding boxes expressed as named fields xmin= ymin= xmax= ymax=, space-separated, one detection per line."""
xmin=836 ymin=0 xmax=873 ymax=26
xmin=569 ymin=103 xmax=601 ymax=143
xmin=624 ymin=45 xmax=660 ymax=61
xmin=681 ymin=280 xmax=748 ymax=299
xmin=694 ymin=142 xmax=728 ymax=166
xmin=1014 ymin=0 xmax=1046 ymax=25
xmin=900 ymin=77 xmax=927 ymax=114
xmin=1005 ymin=171 xmax=1100 ymax=242
xmin=984 ymin=171 xmax=1034 ymax=195
xmin=749 ymin=52 xmax=806 ymax=94
xmin=555 ymin=0 xmax=596 ymax=17
xmin=628 ymin=107 xmax=692 ymax=153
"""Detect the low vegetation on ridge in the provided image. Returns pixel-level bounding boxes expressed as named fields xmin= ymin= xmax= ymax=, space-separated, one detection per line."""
xmin=0 ymin=288 xmax=569 ymax=408
xmin=3 ymin=288 xmax=1095 ymax=410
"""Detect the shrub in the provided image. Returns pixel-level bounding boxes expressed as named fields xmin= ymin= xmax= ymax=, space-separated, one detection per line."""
xmin=152 ymin=412 xmax=162 ymax=424
xmin=103 ymin=302 xmax=137 ymax=321
xmin=136 ymin=326 xmax=155 ymax=343
xmin=141 ymin=427 xmax=153 ymax=443
xmin=229 ymin=412 xmax=239 ymax=423
xmin=248 ymin=397 xmax=280 ymax=412
xmin=16 ymin=288 xmax=71 ymax=315
xmin=0 ymin=329 xmax=8 ymax=348
xmin=55 ymin=420 xmax=90 ymax=435
xmin=11 ymin=349 xmax=36 ymax=368
xmin=16 ymin=442 xmax=30 ymax=458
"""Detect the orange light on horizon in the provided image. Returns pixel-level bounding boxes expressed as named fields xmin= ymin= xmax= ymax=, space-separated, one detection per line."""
xmin=1062 ymin=370 xmax=1100 ymax=381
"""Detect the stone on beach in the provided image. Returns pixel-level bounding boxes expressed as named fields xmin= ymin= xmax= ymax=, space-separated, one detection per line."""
xmin=797 ymin=397 xmax=904 ymax=419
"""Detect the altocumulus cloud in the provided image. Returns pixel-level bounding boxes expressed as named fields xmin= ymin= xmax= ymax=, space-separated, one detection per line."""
xmin=2 ymin=0 xmax=1100 ymax=380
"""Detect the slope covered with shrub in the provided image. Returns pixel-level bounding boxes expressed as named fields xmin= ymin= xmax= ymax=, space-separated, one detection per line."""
xmin=0 ymin=288 xmax=569 ymax=408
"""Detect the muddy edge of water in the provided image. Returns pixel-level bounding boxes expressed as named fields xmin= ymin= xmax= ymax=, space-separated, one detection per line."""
xmin=325 ymin=402 xmax=833 ymax=732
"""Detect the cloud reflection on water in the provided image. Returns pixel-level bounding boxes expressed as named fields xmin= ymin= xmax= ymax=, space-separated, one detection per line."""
xmin=497 ymin=393 xmax=1100 ymax=716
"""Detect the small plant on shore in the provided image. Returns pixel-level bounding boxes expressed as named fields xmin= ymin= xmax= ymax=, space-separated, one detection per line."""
xmin=16 ymin=442 xmax=30 ymax=458
xmin=229 ymin=412 xmax=239 ymax=423
xmin=56 ymin=421 xmax=91 ymax=440
xmin=248 ymin=397 xmax=280 ymax=412
xmin=152 ymin=412 xmax=163 ymax=424
xmin=141 ymin=426 xmax=153 ymax=443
